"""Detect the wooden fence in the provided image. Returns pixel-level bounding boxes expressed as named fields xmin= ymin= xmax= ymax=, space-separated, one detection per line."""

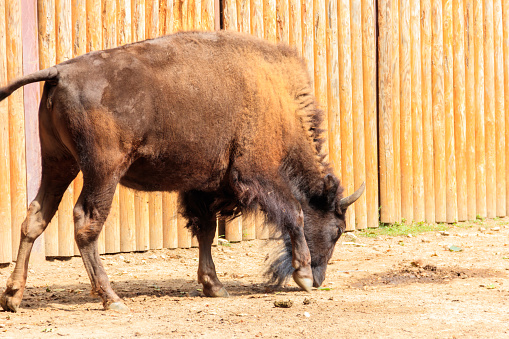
xmin=0 ymin=0 xmax=508 ymax=263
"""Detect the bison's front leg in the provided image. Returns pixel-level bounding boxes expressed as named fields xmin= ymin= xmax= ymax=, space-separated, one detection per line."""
xmin=286 ymin=209 xmax=313 ymax=292
xmin=196 ymin=219 xmax=229 ymax=298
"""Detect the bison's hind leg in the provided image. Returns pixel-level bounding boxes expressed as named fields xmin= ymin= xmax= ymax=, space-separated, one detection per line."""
xmin=180 ymin=191 xmax=229 ymax=298
xmin=1 ymin=156 xmax=79 ymax=312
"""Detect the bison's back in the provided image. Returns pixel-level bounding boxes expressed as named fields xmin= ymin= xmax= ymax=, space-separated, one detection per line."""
xmin=50 ymin=31 xmax=318 ymax=192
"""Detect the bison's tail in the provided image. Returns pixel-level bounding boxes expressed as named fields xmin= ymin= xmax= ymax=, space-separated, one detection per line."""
xmin=0 ymin=66 xmax=58 ymax=102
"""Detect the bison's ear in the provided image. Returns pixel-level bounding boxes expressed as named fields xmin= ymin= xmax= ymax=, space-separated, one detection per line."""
xmin=323 ymin=174 xmax=339 ymax=206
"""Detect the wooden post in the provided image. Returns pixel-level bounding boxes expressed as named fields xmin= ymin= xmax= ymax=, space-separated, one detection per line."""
xmin=493 ymin=0 xmax=505 ymax=217
xmin=162 ymin=192 xmax=178 ymax=248
xmin=149 ymin=192 xmax=163 ymax=249
xmin=0 ymin=0 xmax=12 ymax=263
xmin=264 ymin=0 xmax=276 ymax=41
xmin=276 ymin=0 xmax=289 ymax=43
xmin=503 ymin=0 xmax=509 ymax=214
xmin=135 ymin=192 xmax=150 ymax=251
xmin=289 ymin=0 xmax=302 ymax=54
xmin=56 ymin=0 xmax=75 ymax=257
xmin=22 ymin=0 xmax=44 ymax=262
xmin=362 ymin=0 xmax=378 ymax=228
xmin=464 ymin=0 xmax=476 ymax=220
xmin=377 ymin=0 xmax=394 ymax=224
xmin=350 ymin=0 xmax=366 ymax=229
xmin=326 ymin=0 xmax=340 ymax=197
xmin=72 ymin=0 xmax=86 ymax=255
xmin=391 ymin=0 xmax=400 ymax=223
xmin=225 ymin=218 xmax=242 ymax=242
xmin=251 ymin=0 xmax=263 ymax=38
xmin=453 ymin=0 xmax=467 ymax=221
xmin=202 ymin=0 xmax=215 ymax=30
xmin=410 ymin=0 xmax=424 ymax=222
xmin=7 ymin=0 xmax=27 ymax=261
xmin=237 ymin=0 xmax=250 ymax=33
xmin=400 ymin=0 xmax=413 ymax=223
xmin=484 ymin=0 xmax=496 ymax=219
xmin=443 ymin=0 xmax=457 ymax=223
xmin=117 ymin=0 xmax=137 ymax=253
xmin=474 ymin=0 xmax=486 ymax=218
xmin=101 ymin=0 xmax=121 ymax=254
xmin=421 ymin=0 xmax=435 ymax=223
xmin=338 ymin=0 xmax=354 ymax=230
xmin=314 ymin=0 xmax=328 ymax=154
xmin=177 ymin=210 xmax=191 ymax=248
xmin=432 ymin=0 xmax=446 ymax=223
xmin=38 ymin=0 xmax=59 ymax=256
xmin=302 ymin=0 xmax=313 ymax=86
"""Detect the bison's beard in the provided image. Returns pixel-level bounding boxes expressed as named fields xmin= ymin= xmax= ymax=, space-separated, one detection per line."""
xmin=264 ymin=234 xmax=294 ymax=286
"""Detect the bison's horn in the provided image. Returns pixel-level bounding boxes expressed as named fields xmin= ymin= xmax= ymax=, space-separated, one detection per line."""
xmin=339 ymin=182 xmax=365 ymax=210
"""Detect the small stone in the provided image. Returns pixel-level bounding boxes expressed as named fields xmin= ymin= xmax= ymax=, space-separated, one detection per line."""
xmin=492 ymin=226 xmax=501 ymax=232
xmin=161 ymin=254 xmax=167 ymax=259
xmin=218 ymin=238 xmax=229 ymax=244
xmin=274 ymin=300 xmax=293 ymax=308
xmin=479 ymin=227 xmax=486 ymax=232
xmin=148 ymin=255 xmax=157 ymax=259
xmin=439 ymin=231 xmax=450 ymax=236
xmin=303 ymin=297 xmax=311 ymax=305
xmin=407 ymin=234 xmax=413 ymax=238
xmin=304 ymin=312 xmax=311 ymax=318
xmin=411 ymin=259 xmax=423 ymax=267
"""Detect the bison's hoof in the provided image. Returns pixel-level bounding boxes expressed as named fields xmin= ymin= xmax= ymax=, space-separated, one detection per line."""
xmin=203 ymin=286 xmax=230 ymax=298
xmin=292 ymin=271 xmax=313 ymax=293
xmin=0 ymin=290 xmax=22 ymax=313
xmin=107 ymin=301 xmax=129 ymax=313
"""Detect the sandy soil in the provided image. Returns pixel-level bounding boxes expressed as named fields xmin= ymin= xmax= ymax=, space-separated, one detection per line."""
xmin=1 ymin=219 xmax=508 ymax=339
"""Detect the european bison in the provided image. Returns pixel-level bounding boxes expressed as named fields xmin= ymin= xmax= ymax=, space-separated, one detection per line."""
xmin=0 ymin=31 xmax=364 ymax=312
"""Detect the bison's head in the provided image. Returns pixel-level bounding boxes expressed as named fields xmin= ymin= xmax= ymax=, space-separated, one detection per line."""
xmin=267 ymin=175 xmax=365 ymax=288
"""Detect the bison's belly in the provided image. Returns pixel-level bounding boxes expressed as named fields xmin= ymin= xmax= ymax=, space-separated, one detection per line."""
xmin=119 ymin=156 xmax=225 ymax=193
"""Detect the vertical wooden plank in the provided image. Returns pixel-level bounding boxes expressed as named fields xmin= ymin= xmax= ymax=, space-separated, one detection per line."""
xmin=202 ymin=0 xmax=214 ymax=30
xmin=149 ymin=192 xmax=163 ymax=249
xmin=443 ymin=0 xmax=457 ymax=223
xmin=453 ymin=0 xmax=467 ymax=221
xmin=145 ymin=0 xmax=164 ymax=250
xmin=194 ymin=0 xmax=202 ymax=29
xmin=135 ymin=192 xmax=150 ymax=251
xmin=132 ymin=0 xmax=150 ymax=251
xmin=86 ymin=0 xmax=106 ymax=252
xmin=7 ymin=0 xmax=27 ymax=261
xmin=464 ymin=0 xmax=476 ymax=220
xmin=391 ymin=0 xmax=400 ymax=222
xmin=503 ymin=0 xmax=509 ymax=214
xmin=21 ymin=0 xmax=44 ymax=261
xmin=101 ymin=0 xmax=121 ymax=254
xmin=117 ymin=0 xmax=136 ymax=252
xmin=327 ymin=0 xmax=340 ymax=191
xmin=0 ymin=0 xmax=12 ymax=263
xmin=237 ymin=0 xmax=257 ymax=241
xmin=72 ymin=0 xmax=86 ymax=255
xmin=38 ymin=0 xmax=59 ymax=256
xmin=350 ymin=0 xmax=366 ymax=229
xmin=432 ymin=0 xmax=446 ymax=223
xmin=411 ymin=0 xmax=424 ymax=222
xmin=264 ymin=0 xmax=276 ymax=41
xmin=362 ymin=0 xmax=378 ymax=228
xmin=474 ymin=0 xmax=486 ymax=218
xmin=338 ymin=0 xmax=354 ymax=230
xmin=56 ymin=0 xmax=75 ymax=257
xmin=314 ymin=0 xmax=328 ymax=153
xmin=302 ymin=0 xmax=314 ymax=85
xmin=223 ymin=0 xmax=238 ymax=30
xmin=251 ymin=0 xmax=263 ymax=38
xmin=494 ymin=0 xmax=505 ymax=217
xmin=276 ymin=0 xmax=289 ymax=43
xmin=177 ymin=208 xmax=191 ymax=248
xmin=484 ymin=0 xmax=496 ymax=219
xmin=162 ymin=192 xmax=178 ymax=248
xmin=378 ymin=0 xmax=394 ymax=224
xmin=225 ymin=218 xmax=242 ymax=242
xmin=421 ymin=0 xmax=435 ymax=223
xmin=400 ymin=0 xmax=413 ymax=223
xmin=289 ymin=0 xmax=302 ymax=54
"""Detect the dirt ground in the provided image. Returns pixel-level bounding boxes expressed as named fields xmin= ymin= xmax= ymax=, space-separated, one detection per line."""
xmin=1 ymin=218 xmax=508 ymax=339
